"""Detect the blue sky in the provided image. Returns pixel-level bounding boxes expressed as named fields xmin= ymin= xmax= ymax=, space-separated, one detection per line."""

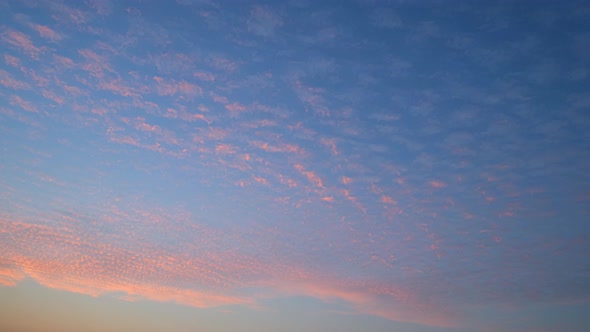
xmin=1 ymin=0 xmax=589 ymax=331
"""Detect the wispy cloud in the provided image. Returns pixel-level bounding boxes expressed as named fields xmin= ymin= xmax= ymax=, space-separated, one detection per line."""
xmin=10 ymin=95 xmax=38 ymax=112
xmin=248 ymin=6 xmax=283 ymax=37
xmin=32 ymin=24 xmax=62 ymax=42
xmin=0 ymin=69 xmax=30 ymax=90
xmin=1 ymin=29 xmax=43 ymax=58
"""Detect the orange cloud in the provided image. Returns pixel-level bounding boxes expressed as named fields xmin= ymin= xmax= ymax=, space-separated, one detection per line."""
xmin=250 ymin=141 xmax=301 ymax=154
xmin=430 ymin=180 xmax=447 ymax=188
xmin=252 ymin=175 xmax=269 ymax=186
xmin=269 ymin=279 xmax=456 ymax=328
xmin=381 ymin=195 xmax=396 ymax=204
xmin=294 ymin=164 xmax=324 ymax=189
xmin=0 ymin=205 xmax=459 ymax=329
xmin=216 ymin=144 xmax=237 ymax=154
xmin=0 ymin=217 xmax=250 ymax=308
xmin=319 ymin=137 xmax=339 ymax=155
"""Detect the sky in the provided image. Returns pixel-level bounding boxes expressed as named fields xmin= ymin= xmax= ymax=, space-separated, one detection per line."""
xmin=0 ymin=0 xmax=589 ymax=331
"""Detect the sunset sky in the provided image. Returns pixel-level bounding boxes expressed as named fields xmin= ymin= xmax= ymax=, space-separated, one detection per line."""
xmin=1 ymin=1 xmax=589 ymax=331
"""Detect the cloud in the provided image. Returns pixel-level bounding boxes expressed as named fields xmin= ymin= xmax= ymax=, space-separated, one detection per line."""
xmin=269 ymin=279 xmax=457 ymax=327
xmin=3 ymin=54 xmax=20 ymax=67
xmin=0 ymin=206 xmax=462 ymax=328
xmin=87 ymin=0 xmax=114 ymax=16
xmin=430 ymin=180 xmax=447 ymax=189
xmin=294 ymin=164 xmax=324 ymax=189
xmin=78 ymin=49 xmax=114 ymax=77
xmin=10 ymin=95 xmax=38 ymax=112
xmin=153 ymin=76 xmax=203 ymax=97
xmin=0 ymin=69 xmax=30 ymax=90
xmin=216 ymin=144 xmax=237 ymax=154
xmin=50 ymin=3 xmax=90 ymax=26
xmin=248 ymin=6 xmax=283 ymax=37
xmin=250 ymin=141 xmax=301 ymax=154
xmin=381 ymin=195 xmax=396 ymax=204
xmin=194 ymin=71 xmax=216 ymax=81
xmin=1 ymin=29 xmax=43 ymax=58
xmin=41 ymin=89 xmax=65 ymax=104
xmin=32 ymin=24 xmax=62 ymax=42
xmin=53 ymin=54 xmax=76 ymax=68
xmin=225 ymin=102 xmax=246 ymax=112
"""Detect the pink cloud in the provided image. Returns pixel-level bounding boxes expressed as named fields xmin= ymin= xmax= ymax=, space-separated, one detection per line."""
xmin=294 ymin=164 xmax=324 ymax=189
xmin=269 ymin=279 xmax=457 ymax=327
xmin=216 ymin=144 xmax=237 ymax=154
xmin=33 ymin=24 xmax=62 ymax=42
xmin=278 ymin=174 xmax=298 ymax=188
xmin=1 ymin=30 xmax=43 ymax=58
xmin=153 ymin=76 xmax=202 ymax=97
xmin=210 ymin=56 xmax=238 ymax=72
xmin=211 ymin=92 xmax=229 ymax=104
xmin=63 ymin=84 xmax=86 ymax=96
xmin=194 ymin=71 xmax=216 ymax=81
xmin=0 ymin=69 xmax=30 ymax=90
xmin=252 ymin=175 xmax=269 ymax=186
xmin=381 ymin=195 xmax=396 ymax=204
xmin=10 ymin=95 xmax=38 ymax=113
xmin=0 ymin=203 xmax=461 ymax=329
xmin=177 ymin=81 xmax=202 ymax=95
xmin=134 ymin=118 xmax=160 ymax=133
xmin=319 ymin=137 xmax=339 ymax=155
xmin=225 ymin=102 xmax=246 ymax=112
xmin=3 ymin=54 xmax=20 ymax=67
xmin=100 ymin=79 xmax=142 ymax=97
xmin=41 ymin=89 xmax=65 ymax=105
xmin=24 ymin=68 xmax=50 ymax=87
xmin=53 ymin=55 xmax=76 ymax=68
xmin=110 ymin=135 xmax=139 ymax=146
xmin=0 ymin=265 xmax=25 ymax=287
xmin=164 ymin=108 xmax=211 ymax=124
xmin=250 ymin=141 xmax=301 ymax=154
xmin=78 ymin=49 xmax=113 ymax=77
xmin=91 ymin=108 xmax=108 ymax=116
xmin=430 ymin=180 xmax=447 ymax=188
xmin=1 ymin=237 xmax=249 ymax=309
xmin=51 ymin=5 xmax=89 ymax=25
